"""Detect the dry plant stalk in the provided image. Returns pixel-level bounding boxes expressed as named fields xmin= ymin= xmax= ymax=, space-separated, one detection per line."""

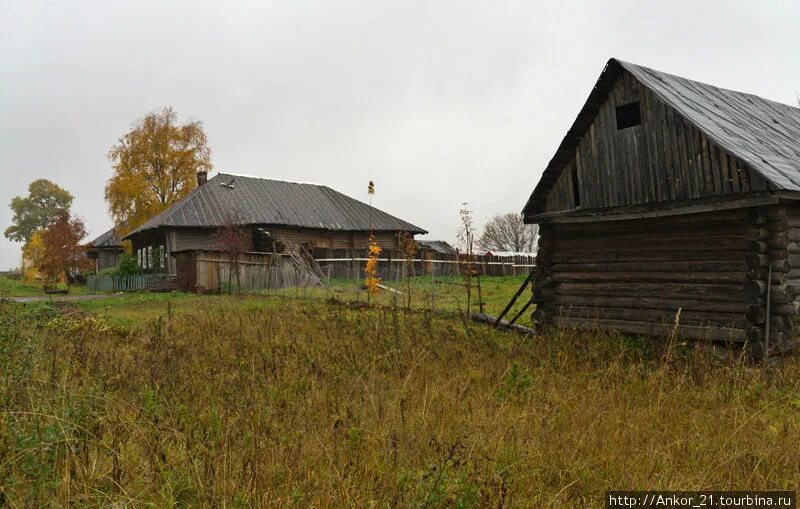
xmin=401 ymin=232 xmax=418 ymax=308
xmin=457 ymin=203 xmax=477 ymax=313
xmin=5 ymin=298 xmax=800 ymax=506
xmin=365 ymin=235 xmax=382 ymax=295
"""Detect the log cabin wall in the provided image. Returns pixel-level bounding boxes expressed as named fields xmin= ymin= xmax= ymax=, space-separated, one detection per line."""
xmin=533 ymin=209 xmax=752 ymax=343
xmin=543 ymin=71 xmax=769 ymax=214
xmin=742 ymin=203 xmax=800 ymax=356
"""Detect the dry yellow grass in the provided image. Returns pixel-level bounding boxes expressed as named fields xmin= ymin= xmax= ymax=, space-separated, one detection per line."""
xmin=2 ymin=297 xmax=800 ymax=507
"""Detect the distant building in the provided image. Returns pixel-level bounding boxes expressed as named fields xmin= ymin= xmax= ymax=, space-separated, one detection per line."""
xmin=416 ymin=240 xmax=457 ymax=255
xmin=85 ymin=227 xmax=124 ymax=272
xmin=483 ymin=250 xmax=536 ymax=258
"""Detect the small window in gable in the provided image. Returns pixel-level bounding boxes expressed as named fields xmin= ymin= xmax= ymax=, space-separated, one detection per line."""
xmin=616 ymin=101 xmax=641 ymax=130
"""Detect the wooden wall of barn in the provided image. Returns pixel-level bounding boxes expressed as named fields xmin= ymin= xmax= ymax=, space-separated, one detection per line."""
xmin=533 ymin=209 xmax=752 ymax=343
xmin=270 ymin=227 xmax=403 ymax=250
xmin=543 ymin=71 xmax=769 ymax=213
xmin=742 ymin=204 xmax=800 ymax=356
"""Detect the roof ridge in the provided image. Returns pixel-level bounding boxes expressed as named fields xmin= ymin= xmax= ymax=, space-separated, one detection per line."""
xmin=523 ymin=57 xmax=800 ymax=216
xmin=614 ymin=58 xmax=800 ymax=112
xmin=124 ymin=172 xmax=426 ymax=238
xmin=215 ymin=172 xmax=327 ymax=187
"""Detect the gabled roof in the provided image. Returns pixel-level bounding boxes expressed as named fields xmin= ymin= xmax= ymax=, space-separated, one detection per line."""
xmin=416 ymin=240 xmax=457 ymax=255
xmin=87 ymin=227 xmax=122 ymax=249
xmin=126 ymin=173 xmax=427 ymax=237
xmin=523 ymin=58 xmax=800 ymax=216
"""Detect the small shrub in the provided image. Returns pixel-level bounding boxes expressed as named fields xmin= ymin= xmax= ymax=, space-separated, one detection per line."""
xmin=116 ymin=252 xmax=140 ymax=276
xmin=497 ymin=362 xmax=534 ymax=399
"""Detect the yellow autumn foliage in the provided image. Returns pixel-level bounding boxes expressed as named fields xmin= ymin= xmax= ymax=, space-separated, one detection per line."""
xmin=105 ymin=107 xmax=213 ymax=235
xmin=364 ymin=236 xmax=382 ymax=294
xmin=21 ymin=230 xmax=45 ymax=283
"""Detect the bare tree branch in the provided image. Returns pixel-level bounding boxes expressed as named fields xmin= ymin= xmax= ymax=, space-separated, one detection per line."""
xmin=477 ymin=213 xmax=538 ymax=253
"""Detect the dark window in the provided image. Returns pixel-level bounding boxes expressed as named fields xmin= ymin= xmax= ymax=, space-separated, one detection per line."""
xmin=616 ymin=101 xmax=641 ymax=130
xmin=252 ymin=227 xmax=276 ymax=253
xmin=571 ymin=165 xmax=581 ymax=207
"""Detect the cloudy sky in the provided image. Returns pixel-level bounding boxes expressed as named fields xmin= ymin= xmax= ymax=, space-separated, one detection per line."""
xmin=1 ymin=0 xmax=799 ymax=269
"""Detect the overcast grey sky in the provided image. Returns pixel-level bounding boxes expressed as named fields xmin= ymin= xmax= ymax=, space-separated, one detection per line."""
xmin=2 ymin=0 xmax=799 ymax=269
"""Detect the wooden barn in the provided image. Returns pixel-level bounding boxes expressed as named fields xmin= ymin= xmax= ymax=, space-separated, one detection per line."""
xmin=523 ymin=58 xmax=800 ymax=357
xmin=124 ymin=172 xmax=426 ymax=291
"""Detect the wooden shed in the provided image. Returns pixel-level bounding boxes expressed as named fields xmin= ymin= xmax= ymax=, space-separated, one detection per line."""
xmin=85 ymin=227 xmax=124 ymax=273
xmin=523 ymin=58 xmax=800 ymax=357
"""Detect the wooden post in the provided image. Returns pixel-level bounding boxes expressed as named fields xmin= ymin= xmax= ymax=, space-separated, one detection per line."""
xmin=476 ymin=274 xmax=484 ymax=313
xmin=495 ymin=270 xmax=535 ymax=326
xmin=765 ymin=265 xmax=772 ymax=359
xmin=508 ymin=297 xmax=533 ymax=326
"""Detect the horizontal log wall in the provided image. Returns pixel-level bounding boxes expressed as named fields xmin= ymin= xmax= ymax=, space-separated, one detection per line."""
xmin=543 ymin=70 xmax=769 ymax=214
xmin=749 ymin=203 xmax=800 ymax=356
xmin=533 ymin=209 xmax=752 ymax=343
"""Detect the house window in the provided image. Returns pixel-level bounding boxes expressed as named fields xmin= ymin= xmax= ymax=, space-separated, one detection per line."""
xmin=137 ymin=249 xmax=142 ymax=267
xmin=616 ymin=101 xmax=641 ymax=130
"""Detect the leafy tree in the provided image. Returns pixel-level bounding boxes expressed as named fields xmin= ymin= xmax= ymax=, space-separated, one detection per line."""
xmin=38 ymin=210 xmax=90 ymax=287
xmin=21 ymin=230 xmax=46 ymax=283
xmin=105 ymin=106 xmax=213 ymax=235
xmin=4 ymin=179 xmax=74 ymax=243
xmin=477 ymin=213 xmax=539 ymax=253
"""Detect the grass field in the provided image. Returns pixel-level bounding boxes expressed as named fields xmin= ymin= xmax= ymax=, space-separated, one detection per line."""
xmin=2 ymin=287 xmax=800 ymax=507
xmin=0 ymin=275 xmax=88 ymax=297
xmin=72 ymin=274 xmax=532 ymax=327
xmin=0 ymin=275 xmax=47 ymax=297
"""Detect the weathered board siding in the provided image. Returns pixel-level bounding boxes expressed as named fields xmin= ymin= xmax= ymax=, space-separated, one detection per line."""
xmin=172 ymin=228 xmax=220 ymax=252
xmin=169 ymin=226 xmax=404 ymax=253
xmin=533 ymin=209 xmax=752 ymax=342
xmin=94 ymin=250 xmax=120 ymax=272
xmin=543 ymin=71 xmax=769 ymax=213
xmin=270 ymin=228 xmax=402 ymax=250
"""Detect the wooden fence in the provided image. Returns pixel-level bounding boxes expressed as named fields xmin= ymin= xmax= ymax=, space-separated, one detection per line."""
xmin=87 ymin=273 xmax=167 ymax=292
xmin=312 ymin=248 xmax=536 ymax=280
xmin=195 ymin=252 xmax=320 ymax=292
xmin=87 ymin=250 xmax=535 ymax=294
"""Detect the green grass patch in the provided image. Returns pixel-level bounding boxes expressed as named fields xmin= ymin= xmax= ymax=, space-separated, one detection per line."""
xmin=0 ymin=275 xmax=90 ymax=297
xmin=74 ymin=275 xmax=533 ymax=328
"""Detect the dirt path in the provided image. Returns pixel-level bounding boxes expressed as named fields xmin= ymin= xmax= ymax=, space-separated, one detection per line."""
xmin=1 ymin=293 xmax=124 ymax=303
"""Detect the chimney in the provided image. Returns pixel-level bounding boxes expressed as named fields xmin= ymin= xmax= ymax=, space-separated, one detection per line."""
xmin=197 ymin=171 xmax=208 ymax=186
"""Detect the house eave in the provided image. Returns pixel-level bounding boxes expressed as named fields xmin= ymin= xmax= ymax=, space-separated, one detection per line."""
xmin=525 ymin=192 xmax=779 ymax=224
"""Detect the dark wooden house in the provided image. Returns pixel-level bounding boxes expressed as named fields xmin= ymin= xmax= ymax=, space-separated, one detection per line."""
xmin=124 ymin=172 xmax=426 ymax=291
xmin=85 ymin=227 xmax=124 ymax=272
xmin=524 ymin=58 xmax=800 ymax=356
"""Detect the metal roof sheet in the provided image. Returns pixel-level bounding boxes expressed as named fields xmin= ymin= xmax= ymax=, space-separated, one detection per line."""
xmin=416 ymin=240 xmax=457 ymax=254
xmin=523 ymin=58 xmax=800 ymax=216
xmin=127 ymin=173 xmax=427 ymax=237
xmin=87 ymin=227 xmax=122 ymax=248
